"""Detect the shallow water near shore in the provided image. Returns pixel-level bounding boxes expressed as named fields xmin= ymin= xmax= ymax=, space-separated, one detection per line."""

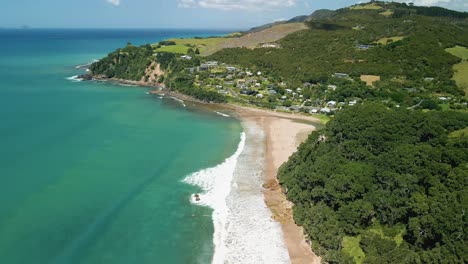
xmin=0 ymin=29 xmax=242 ymax=264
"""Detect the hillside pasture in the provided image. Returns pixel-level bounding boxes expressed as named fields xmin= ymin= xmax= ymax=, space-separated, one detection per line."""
xmin=155 ymin=45 xmax=191 ymax=54
xmin=375 ymin=36 xmax=405 ymax=45
xmin=155 ymin=23 xmax=307 ymax=56
xmin=360 ymin=75 xmax=381 ymax=86
xmin=446 ymin=45 xmax=468 ymax=94
xmin=350 ymin=3 xmax=383 ymax=10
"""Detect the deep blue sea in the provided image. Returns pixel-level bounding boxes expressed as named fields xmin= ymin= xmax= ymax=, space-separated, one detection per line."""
xmin=0 ymin=29 xmax=242 ymax=264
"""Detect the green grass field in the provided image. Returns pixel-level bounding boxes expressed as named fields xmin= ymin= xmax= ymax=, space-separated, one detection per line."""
xmin=446 ymin=46 xmax=468 ymax=94
xmin=154 ymin=37 xmax=227 ymax=55
xmin=449 ymin=127 xmax=468 ymax=138
xmin=350 ymin=3 xmax=383 ymax=10
xmin=375 ymin=36 xmax=405 ymax=45
xmin=154 ymin=45 xmax=191 ymax=54
xmin=446 ymin=45 xmax=468 ymax=60
xmin=342 ymin=236 xmax=365 ymax=264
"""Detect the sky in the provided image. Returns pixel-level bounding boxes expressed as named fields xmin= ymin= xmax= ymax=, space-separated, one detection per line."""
xmin=1 ymin=0 xmax=467 ymax=29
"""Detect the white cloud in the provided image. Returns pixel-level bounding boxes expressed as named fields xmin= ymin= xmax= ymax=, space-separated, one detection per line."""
xmin=401 ymin=0 xmax=468 ymax=11
xmin=178 ymin=0 xmax=297 ymax=10
xmin=106 ymin=0 xmax=120 ymax=6
xmin=405 ymin=0 xmax=450 ymax=5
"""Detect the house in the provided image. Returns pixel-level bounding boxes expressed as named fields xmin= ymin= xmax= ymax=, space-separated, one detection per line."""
xmin=279 ymin=82 xmax=287 ymax=87
xmin=285 ymin=89 xmax=293 ymax=93
xmin=438 ymin=96 xmax=449 ymax=101
xmin=349 ymin=100 xmax=357 ymax=106
xmin=209 ymin=74 xmax=216 ymax=78
xmin=268 ymin=89 xmax=277 ymax=94
xmin=199 ymin=64 xmax=209 ymax=71
xmin=181 ymin=55 xmax=192 ymax=60
xmin=327 ymin=101 xmax=337 ymax=107
xmin=246 ymin=71 xmax=253 ymax=76
xmin=206 ymin=61 xmax=218 ymax=67
xmin=303 ymin=82 xmax=312 ymax=88
xmin=215 ymin=85 xmax=223 ymax=89
xmin=328 ymin=85 xmax=337 ymax=91
xmin=262 ymin=43 xmax=279 ymax=48
xmin=290 ymin=105 xmax=301 ymax=111
xmin=281 ymin=96 xmax=287 ymax=100
xmin=255 ymin=83 xmax=261 ymax=87
xmin=237 ymin=79 xmax=246 ymax=85
xmin=218 ymin=90 xmax=229 ymax=94
xmin=226 ymin=66 xmax=236 ymax=72
xmin=257 ymin=71 xmax=262 ymax=76
xmin=256 ymin=94 xmax=264 ymax=99
xmin=310 ymin=108 xmax=319 ymax=114
xmin=226 ymin=74 xmax=234 ymax=80
xmin=424 ymin=77 xmax=435 ymax=82
xmin=334 ymin=73 xmax=349 ymax=79
xmin=224 ymin=81 xmax=234 ymax=85
xmin=320 ymin=107 xmax=331 ymax=114
xmin=240 ymin=89 xmax=257 ymax=96
xmin=357 ymin=44 xmax=372 ymax=50
xmin=296 ymin=88 xmax=302 ymax=92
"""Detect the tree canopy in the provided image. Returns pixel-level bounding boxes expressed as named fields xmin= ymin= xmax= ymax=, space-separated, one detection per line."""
xmin=278 ymin=103 xmax=468 ymax=263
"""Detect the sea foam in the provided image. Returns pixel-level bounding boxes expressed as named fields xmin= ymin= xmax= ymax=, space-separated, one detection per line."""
xmin=184 ymin=122 xmax=290 ymax=264
xmin=214 ymin=111 xmax=230 ymax=118
xmin=66 ymin=75 xmax=82 ymax=82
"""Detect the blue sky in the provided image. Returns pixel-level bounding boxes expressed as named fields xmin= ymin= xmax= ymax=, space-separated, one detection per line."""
xmin=1 ymin=0 xmax=467 ymax=29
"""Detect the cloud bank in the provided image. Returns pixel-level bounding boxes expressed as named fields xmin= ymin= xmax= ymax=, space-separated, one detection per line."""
xmin=404 ymin=0 xmax=468 ymax=10
xmin=178 ymin=0 xmax=296 ymax=10
xmin=106 ymin=0 xmax=120 ymax=6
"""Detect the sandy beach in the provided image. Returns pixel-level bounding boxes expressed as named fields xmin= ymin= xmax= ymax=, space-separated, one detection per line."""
xmin=233 ymin=106 xmax=322 ymax=264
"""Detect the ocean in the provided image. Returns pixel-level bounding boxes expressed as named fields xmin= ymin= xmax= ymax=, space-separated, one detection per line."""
xmin=0 ymin=29 xmax=243 ymax=264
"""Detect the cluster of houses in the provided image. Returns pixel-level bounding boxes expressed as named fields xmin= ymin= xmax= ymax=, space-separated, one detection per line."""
xmin=185 ymin=61 xmax=364 ymax=115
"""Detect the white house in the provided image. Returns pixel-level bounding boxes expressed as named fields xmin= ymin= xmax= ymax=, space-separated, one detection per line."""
xmin=328 ymin=85 xmax=337 ymax=91
xmin=285 ymin=89 xmax=293 ymax=93
xmin=320 ymin=107 xmax=331 ymax=114
xmin=256 ymin=94 xmax=264 ymax=99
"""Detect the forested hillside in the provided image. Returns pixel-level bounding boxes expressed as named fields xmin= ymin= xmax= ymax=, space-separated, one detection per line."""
xmin=90 ymin=44 xmax=154 ymax=81
xmin=278 ymin=103 xmax=468 ymax=263
xmin=210 ymin=1 xmax=468 ymax=97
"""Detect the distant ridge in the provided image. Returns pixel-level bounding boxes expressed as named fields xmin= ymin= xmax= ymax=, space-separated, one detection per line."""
xmin=246 ymin=9 xmax=335 ymax=33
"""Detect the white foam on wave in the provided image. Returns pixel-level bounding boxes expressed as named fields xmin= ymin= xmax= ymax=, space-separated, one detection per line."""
xmin=183 ymin=123 xmax=290 ymax=264
xmin=66 ymin=75 xmax=82 ymax=82
xmin=183 ymin=133 xmax=246 ymax=263
xmin=169 ymin=96 xmax=186 ymax=107
xmin=214 ymin=111 xmax=230 ymax=118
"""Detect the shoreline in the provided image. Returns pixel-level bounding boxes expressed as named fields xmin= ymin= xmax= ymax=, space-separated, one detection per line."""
xmin=75 ymin=75 xmax=322 ymax=263
xmin=234 ymin=107 xmax=321 ymax=264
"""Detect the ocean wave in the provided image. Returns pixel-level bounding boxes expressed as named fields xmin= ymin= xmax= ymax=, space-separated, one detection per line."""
xmin=214 ymin=111 xmax=230 ymax=118
xmin=66 ymin=75 xmax=82 ymax=82
xmin=183 ymin=133 xmax=246 ymax=264
xmin=183 ymin=126 xmax=289 ymax=264
xmin=169 ymin=96 xmax=186 ymax=107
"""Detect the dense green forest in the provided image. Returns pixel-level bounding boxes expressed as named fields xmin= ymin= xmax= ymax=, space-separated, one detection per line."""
xmin=89 ymin=43 xmax=154 ymax=81
xmin=278 ymin=103 xmax=468 ymax=263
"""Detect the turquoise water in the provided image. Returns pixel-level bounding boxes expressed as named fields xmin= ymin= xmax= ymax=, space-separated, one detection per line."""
xmin=0 ymin=29 xmax=242 ymax=263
